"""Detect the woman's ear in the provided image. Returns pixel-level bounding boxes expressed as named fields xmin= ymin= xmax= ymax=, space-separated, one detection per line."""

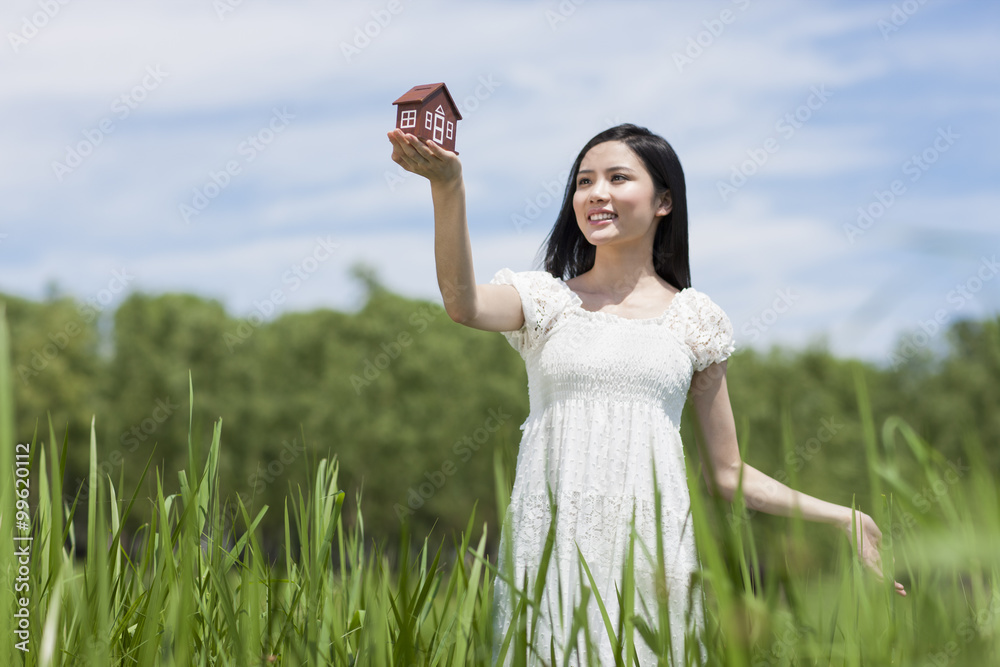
xmin=656 ymin=190 xmax=673 ymax=218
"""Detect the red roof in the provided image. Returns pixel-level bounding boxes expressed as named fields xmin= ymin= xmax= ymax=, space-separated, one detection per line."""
xmin=392 ymin=82 xmax=462 ymax=120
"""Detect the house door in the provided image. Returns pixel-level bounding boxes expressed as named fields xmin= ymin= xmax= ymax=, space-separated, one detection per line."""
xmin=433 ymin=110 xmax=445 ymax=143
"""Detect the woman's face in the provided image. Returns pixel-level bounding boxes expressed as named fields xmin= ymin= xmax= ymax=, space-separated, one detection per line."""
xmin=572 ymin=140 xmax=671 ymax=249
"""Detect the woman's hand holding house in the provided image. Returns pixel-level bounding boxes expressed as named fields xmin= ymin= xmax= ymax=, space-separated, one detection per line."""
xmin=387 ymin=128 xmax=462 ymax=186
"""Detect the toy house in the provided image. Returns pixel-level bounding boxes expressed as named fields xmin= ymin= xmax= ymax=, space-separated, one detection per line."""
xmin=392 ymin=82 xmax=462 ymax=153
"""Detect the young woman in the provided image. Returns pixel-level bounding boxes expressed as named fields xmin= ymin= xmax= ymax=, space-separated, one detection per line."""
xmin=387 ymin=123 xmax=905 ymax=665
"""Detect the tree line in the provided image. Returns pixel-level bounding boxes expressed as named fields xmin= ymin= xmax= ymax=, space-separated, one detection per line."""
xmin=3 ymin=262 xmax=997 ymax=565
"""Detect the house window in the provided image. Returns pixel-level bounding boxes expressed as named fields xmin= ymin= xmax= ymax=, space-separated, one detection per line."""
xmin=425 ymin=111 xmax=433 ymax=130
xmin=400 ymin=110 xmax=416 ymax=129
xmin=446 ymin=121 xmax=453 ymax=140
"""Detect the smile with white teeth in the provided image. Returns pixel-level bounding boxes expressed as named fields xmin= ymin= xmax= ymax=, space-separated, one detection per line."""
xmin=589 ymin=212 xmax=617 ymax=221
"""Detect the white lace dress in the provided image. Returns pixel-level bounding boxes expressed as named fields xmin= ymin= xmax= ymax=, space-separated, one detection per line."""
xmin=488 ymin=268 xmax=736 ymax=666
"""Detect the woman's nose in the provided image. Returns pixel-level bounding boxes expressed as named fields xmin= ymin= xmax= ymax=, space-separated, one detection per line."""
xmin=589 ymin=180 xmax=609 ymax=201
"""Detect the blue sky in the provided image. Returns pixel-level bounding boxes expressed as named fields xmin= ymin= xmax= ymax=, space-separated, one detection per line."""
xmin=1 ymin=0 xmax=997 ymax=366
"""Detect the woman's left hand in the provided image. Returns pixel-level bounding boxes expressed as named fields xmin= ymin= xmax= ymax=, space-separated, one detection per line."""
xmin=842 ymin=510 xmax=907 ymax=596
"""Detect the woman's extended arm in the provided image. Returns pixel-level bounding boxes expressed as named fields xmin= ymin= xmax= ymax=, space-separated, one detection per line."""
xmin=688 ymin=360 xmax=907 ymax=596
xmin=387 ymin=129 xmax=472 ymax=319
xmin=387 ymin=129 xmax=522 ymax=332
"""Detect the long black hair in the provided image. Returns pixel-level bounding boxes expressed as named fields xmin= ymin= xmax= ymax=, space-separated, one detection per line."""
xmin=541 ymin=123 xmax=691 ymax=290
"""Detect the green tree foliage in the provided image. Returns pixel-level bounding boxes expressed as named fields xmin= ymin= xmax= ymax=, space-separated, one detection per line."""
xmin=6 ymin=293 xmax=103 ymax=475
xmin=2 ymin=269 xmax=997 ymax=567
xmin=895 ymin=317 xmax=1000 ymax=470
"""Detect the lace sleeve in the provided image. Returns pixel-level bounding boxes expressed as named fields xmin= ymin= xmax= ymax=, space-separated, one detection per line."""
xmin=685 ymin=289 xmax=736 ymax=372
xmin=489 ymin=268 xmax=571 ymax=356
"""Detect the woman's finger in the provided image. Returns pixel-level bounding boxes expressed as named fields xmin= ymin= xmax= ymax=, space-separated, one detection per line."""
xmin=425 ymin=139 xmax=459 ymax=161
xmin=389 ymin=142 xmax=431 ymax=176
xmin=406 ymin=135 xmax=438 ymax=162
xmin=388 ymin=133 xmax=415 ymax=161
xmin=388 ymin=129 xmax=460 ymax=181
xmin=423 ymin=139 xmax=444 ymax=157
xmin=392 ymin=131 xmax=425 ymax=160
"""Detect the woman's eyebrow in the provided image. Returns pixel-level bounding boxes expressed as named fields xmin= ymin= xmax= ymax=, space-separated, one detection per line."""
xmin=577 ymin=165 xmax=636 ymax=174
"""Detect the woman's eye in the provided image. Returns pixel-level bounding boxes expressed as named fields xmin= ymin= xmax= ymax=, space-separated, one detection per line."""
xmin=612 ymin=174 xmax=626 ymax=181
xmin=577 ymin=178 xmax=590 ymax=186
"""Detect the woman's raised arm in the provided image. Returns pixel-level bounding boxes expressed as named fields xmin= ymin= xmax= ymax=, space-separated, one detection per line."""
xmin=387 ymin=129 xmax=523 ymax=332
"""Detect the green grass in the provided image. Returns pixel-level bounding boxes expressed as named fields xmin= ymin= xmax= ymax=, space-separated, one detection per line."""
xmin=1 ymin=307 xmax=998 ymax=665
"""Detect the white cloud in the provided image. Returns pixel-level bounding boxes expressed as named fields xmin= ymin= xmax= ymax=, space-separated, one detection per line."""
xmin=0 ymin=0 xmax=996 ymax=365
